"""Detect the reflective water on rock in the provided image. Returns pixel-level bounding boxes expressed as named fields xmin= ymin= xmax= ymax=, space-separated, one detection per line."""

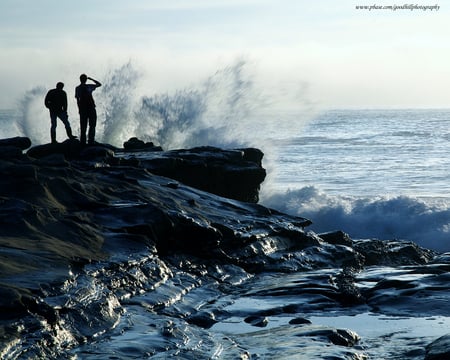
xmin=56 ymin=257 xmax=449 ymax=359
xmin=1 ymin=143 xmax=449 ymax=359
xmin=3 ymin=242 xmax=450 ymax=359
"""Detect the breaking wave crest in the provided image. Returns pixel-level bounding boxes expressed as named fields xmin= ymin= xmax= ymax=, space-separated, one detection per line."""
xmin=260 ymin=186 xmax=450 ymax=252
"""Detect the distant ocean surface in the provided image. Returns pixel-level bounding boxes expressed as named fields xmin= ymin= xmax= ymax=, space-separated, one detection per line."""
xmin=1 ymin=106 xmax=450 ymax=252
xmin=260 ymin=108 xmax=450 ymax=252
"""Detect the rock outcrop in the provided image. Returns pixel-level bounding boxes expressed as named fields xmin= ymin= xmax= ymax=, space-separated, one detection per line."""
xmin=24 ymin=137 xmax=266 ymax=203
xmin=135 ymin=146 xmax=266 ymax=203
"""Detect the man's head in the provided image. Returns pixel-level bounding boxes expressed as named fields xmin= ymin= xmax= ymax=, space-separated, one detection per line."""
xmin=56 ymin=82 xmax=64 ymax=89
xmin=80 ymin=74 xmax=88 ymax=83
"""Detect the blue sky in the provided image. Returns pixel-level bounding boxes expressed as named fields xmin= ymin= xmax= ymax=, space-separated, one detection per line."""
xmin=0 ymin=0 xmax=448 ymax=109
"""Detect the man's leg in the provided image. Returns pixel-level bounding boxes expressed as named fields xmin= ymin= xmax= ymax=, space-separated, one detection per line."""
xmin=58 ymin=111 xmax=75 ymax=139
xmin=79 ymin=111 xmax=88 ymax=145
xmin=50 ymin=112 xmax=57 ymax=143
xmin=87 ymin=108 xmax=97 ymax=144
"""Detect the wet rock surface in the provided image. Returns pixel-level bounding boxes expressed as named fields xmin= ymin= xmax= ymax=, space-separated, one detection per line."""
xmin=426 ymin=334 xmax=450 ymax=360
xmin=0 ymin=136 xmax=449 ymax=359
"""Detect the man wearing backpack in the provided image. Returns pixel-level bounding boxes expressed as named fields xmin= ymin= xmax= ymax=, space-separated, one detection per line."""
xmin=75 ymin=74 xmax=102 ymax=145
xmin=45 ymin=82 xmax=76 ymax=144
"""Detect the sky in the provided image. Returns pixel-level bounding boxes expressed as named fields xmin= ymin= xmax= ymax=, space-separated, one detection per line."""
xmin=0 ymin=0 xmax=449 ymax=109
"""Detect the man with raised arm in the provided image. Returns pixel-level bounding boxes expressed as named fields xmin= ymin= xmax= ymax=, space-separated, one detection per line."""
xmin=75 ymin=74 xmax=102 ymax=145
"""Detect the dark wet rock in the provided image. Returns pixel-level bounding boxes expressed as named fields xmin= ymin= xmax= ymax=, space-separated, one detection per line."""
xmin=244 ymin=315 xmax=269 ymax=327
xmin=186 ymin=311 xmax=218 ymax=329
xmin=26 ymin=139 xmax=121 ymax=161
xmin=35 ymin=153 xmax=68 ymax=167
xmin=329 ymin=329 xmax=361 ymax=347
xmin=319 ymin=230 xmax=353 ymax=246
xmin=26 ymin=138 xmax=265 ymax=203
xmin=0 ymin=142 xmax=315 ymax=316
xmin=0 ymin=146 xmax=24 ymax=159
xmin=27 ymin=138 xmax=84 ymax=159
xmin=0 ymin=137 xmax=31 ymax=160
xmin=237 ymin=147 xmax=264 ymax=166
xmin=354 ymin=238 xmax=435 ymax=266
xmin=0 ymin=161 xmax=36 ymax=180
xmin=123 ymin=137 xmax=163 ymax=151
xmin=426 ymin=334 xmax=450 ymax=360
xmin=165 ymin=182 xmax=179 ymax=189
xmin=0 ymin=136 xmax=31 ymax=150
xmin=79 ymin=145 xmax=115 ymax=161
xmin=289 ymin=317 xmax=312 ymax=325
xmin=334 ymin=268 xmax=366 ymax=305
xmin=138 ymin=146 xmax=266 ymax=203
xmin=0 ymin=286 xmax=31 ymax=320
xmin=300 ymin=327 xmax=360 ymax=347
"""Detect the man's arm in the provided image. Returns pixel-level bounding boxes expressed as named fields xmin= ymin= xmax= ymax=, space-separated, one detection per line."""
xmin=87 ymin=77 xmax=102 ymax=88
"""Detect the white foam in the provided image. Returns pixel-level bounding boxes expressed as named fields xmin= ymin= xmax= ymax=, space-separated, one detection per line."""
xmin=260 ymin=186 xmax=450 ymax=252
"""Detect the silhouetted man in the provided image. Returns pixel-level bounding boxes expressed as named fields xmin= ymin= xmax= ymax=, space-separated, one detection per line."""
xmin=75 ymin=74 xmax=101 ymax=145
xmin=44 ymin=82 xmax=75 ymax=144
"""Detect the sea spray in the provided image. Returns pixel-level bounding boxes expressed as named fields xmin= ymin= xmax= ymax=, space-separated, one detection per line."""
xmin=132 ymin=59 xmax=267 ymax=150
xmin=98 ymin=62 xmax=140 ymax=146
xmin=0 ymin=109 xmax=20 ymax=139
xmin=16 ymin=86 xmax=48 ymax=144
xmin=12 ymin=60 xmax=312 ymax=151
xmin=133 ymin=88 xmax=206 ymax=149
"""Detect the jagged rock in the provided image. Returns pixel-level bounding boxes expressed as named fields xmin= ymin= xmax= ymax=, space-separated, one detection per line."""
xmin=27 ymin=138 xmax=83 ymax=159
xmin=244 ymin=315 xmax=269 ymax=327
xmin=0 ymin=146 xmax=24 ymax=159
xmin=0 ymin=287 xmax=31 ymax=320
xmin=123 ymin=137 xmax=163 ymax=151
xmin=426 ymin=334 xmax=450 ymax=360
xmin=186 ymin=311 xmax=218 ymax=329
xmin=0 ymin=136 xmax=32 ymax=150
xmin=0 ymin=161 xmax=36 ymax=179
xmin=25 ymin=138 xmax=264 ymax=203
xmin=289 ymin=318 xmax=312 ymax=325
xmin=35 ymin=153 xmax=68 ymax=167
xmin=238 ymin=147 xmax=264 ymax=166
xmin=0 ymin=145 xmax=313 ymax=292
xmin=0 ymin=137 xmax=31 ymax=159
xmin=79 ymin=145 xmax=115 ymax=161
xmin=26 ymin=139 xmax=120 ymax=161
xmin=139 ymin=146 xmax=266 ymax=203
xmin=354 ymin=238 xmax=435 ymax=266
xmin=328 ymin=329 xmax=360 ymax=347
xmin=301 ymin=328 xmax=360 ymax=347
xmin=319 ymin=230 xmax=353 ymax=246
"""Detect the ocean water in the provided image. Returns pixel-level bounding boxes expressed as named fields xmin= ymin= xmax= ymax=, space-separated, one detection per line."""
xmin=2 ymin=63 xmax=449 ymax=253
xmin=261 ymin=108 xmax=450 ymax=252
